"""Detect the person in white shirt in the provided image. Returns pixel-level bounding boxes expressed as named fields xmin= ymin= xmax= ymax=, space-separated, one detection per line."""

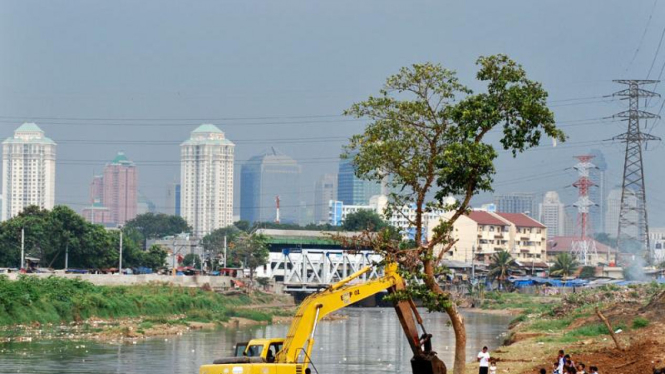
xmin=489 ymin=360 xmax=497 ymax=374
xmin=477 ymin=346 xmax=490 ymax=374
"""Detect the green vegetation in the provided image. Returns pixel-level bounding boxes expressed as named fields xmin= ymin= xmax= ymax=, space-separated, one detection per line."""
xmin=488 ymin=251 xmax=518 ymax=289
xmin=342 ymin=210 xmax=389 ymax=232
xmin=0 ymin=205 xmax=168 ymax=270
xmin=123 ymin=212 xmax=191 ymax=249
xmin=0 ymin=275 xmax=279 ymax=326
xmin=632 ymin=317 xmax=650 ymax=329
xmin=550 ymin=253 xmax=579 ymax=277
xmin=482 ymin=291 xmax=559 ymax=315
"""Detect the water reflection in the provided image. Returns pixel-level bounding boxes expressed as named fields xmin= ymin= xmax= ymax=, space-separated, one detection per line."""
xmin=0 ymin=309 xmax=511 ymax=374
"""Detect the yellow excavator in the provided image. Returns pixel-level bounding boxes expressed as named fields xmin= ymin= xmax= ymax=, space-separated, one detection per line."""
xmin=199 ymin=263 xmax=446 ymax=374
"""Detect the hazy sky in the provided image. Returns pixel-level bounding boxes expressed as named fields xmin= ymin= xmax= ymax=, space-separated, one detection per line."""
xmin=2 ymin=0 xmax=665 ymax=226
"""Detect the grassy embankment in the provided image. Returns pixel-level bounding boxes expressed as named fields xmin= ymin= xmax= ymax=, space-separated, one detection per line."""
xmin=0 ymin=275 xmax=292 ymax=338
xmin=468 ymin=284 xmax=665 ymax=374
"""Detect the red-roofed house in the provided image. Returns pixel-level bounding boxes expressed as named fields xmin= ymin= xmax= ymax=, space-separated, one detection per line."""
xmin=428 ymin=210 xmax=548 ymax=264
xmin=547 ymin=236 xmax=618 ymax=266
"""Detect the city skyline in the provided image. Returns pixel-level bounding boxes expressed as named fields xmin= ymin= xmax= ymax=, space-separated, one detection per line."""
xmin=4 ymin=1 xmax=665 ymax=229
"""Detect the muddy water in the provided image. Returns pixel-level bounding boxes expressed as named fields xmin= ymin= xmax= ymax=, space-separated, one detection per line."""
xmin=0 ymin=309 xmax=512 ymax=374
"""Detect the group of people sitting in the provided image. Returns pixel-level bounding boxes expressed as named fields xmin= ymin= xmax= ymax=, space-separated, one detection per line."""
xmin=540 ymin=349 xmax=599 ymax=374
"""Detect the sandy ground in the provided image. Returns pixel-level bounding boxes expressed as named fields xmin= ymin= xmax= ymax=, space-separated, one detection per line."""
xmin=464 ymin=290 xmax=665 ymax=374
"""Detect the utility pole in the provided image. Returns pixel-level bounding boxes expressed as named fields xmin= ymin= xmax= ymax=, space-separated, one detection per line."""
xmin=20 ymin=227 xmax=25 ymax=270
xmin=223 ymin=235 xmax=227 ymax=268
xmin=65 ymin=243 xmax=69 ymax=270
xmin=118 ymin=229 xmax=123 ymax=275
xmin=611 ymin=80 xmax=660 ymax=265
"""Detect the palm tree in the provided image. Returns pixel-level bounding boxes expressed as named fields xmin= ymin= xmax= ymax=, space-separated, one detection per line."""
xmin=488 ymin=251 xmax=518 ymax=290
xmin=549 ymin=253 xmax=580 ymax=277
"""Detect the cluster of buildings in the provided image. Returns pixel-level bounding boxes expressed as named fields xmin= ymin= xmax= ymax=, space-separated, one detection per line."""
xmin=0 ymin=122 xmax=652 ymax=269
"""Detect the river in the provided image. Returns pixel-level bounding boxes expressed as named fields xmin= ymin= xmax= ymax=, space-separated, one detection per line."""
xmin=0 ymin=309 xmax=512 ymax=374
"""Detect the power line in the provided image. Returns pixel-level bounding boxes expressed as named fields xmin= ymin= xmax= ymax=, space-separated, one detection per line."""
xmin=625 ymin=0 xmax=660 ymax=74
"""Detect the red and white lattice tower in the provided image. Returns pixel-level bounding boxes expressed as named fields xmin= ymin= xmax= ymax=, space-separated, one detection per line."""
xmin=571 ymin=155 xmax=598 ymax=265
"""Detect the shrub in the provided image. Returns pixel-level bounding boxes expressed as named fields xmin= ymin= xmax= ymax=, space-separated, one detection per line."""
xmin=632 ymin=317 xmax=649 ymax=329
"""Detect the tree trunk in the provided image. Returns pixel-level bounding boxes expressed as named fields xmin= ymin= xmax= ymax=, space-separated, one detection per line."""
xmin=445 ymin=303 xmax=466 ymax=374
xmin=423 ymin=260 xmax=467 ymax=374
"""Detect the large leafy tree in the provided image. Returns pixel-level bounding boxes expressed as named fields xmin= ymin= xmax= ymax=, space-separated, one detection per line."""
xmin=342 ymin=210 xmax=388 ymax=232
xmin=343 ymin=55 xmax=564 ymax=374
xmin=488 ymin=251 xmax=518 ymax=289
xmin=0 ymin=205 xmax=158 ymax=270
xmin=232 ymin=233 xmax=269 ymax=282
xmin=123 ymin=213 xmax=191 ymax=249
xmin=201 ymin=225 xmax=242 ymax=269
xmin=549 ymin=253 xmax=580 ymax=277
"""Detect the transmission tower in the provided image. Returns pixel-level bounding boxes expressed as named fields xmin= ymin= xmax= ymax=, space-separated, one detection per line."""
xmin=611 ymin=80 xmax=660 ymax=264
xmin=571 ymin=155 xmax=598 ymax=266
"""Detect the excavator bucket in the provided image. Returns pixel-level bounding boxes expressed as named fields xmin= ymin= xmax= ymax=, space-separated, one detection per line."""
xmin=411 ymin=353 xmax=446 ymax=374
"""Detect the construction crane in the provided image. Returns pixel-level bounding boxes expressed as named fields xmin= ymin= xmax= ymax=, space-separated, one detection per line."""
xmin=199 ymin=263 xmax=446 ymax=374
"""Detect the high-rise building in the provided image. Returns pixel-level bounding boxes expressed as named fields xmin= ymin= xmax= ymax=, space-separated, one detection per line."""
xmin=82 ymin=199 xmax=113 ymax=226
xmin=137 ymin=191 xmax=155 ymax=215
xmin=539 ymin=191 xmax=565 ymax=238
xmin=589 ymin=149 xmax=607 ymax=234
xmin=102 ymin=152 xmax=138 ymax=226
xmin=337 ymin=157 xmax=381 ymax=205
xmin=180 ymin=124 xmax=235 ymax=237
xmin=605 ymin=187 xmax=637 ymax=238
xmin=1 ymin=123 xmax=56 ymax=221
xmin=241 ymin=147 xmax=301 ymax=224
xmin=165 ymin=181 xmax=181 ymax=216
xmin=314 ymin=173 xmax=337 ymax=224
xmin=494 ymin=193 xmax=536 ymax=217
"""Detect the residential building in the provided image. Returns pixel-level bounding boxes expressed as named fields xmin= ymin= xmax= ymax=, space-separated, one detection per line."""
xmin=546 ymin=236 xmax=617 ymax=267
xmin=165 ymin=181 xmax=181 ymax=216
xmin=1 ymin=123 xmax=56 ymax=221
xmin=539 ymin=191 xmax=565 ymax=238
xmin=240 ymin=147 xmax=301 ymax=224
xmin=180 ymin=124 xmax=235 ymax=237
xmin=314 ymin=174 xmax=337 ymax=224
xmin=337 ymin=157 xmax=381 ymax=205
xmin=102 ymin=152 xmax=138 ymax=225
xmin=430 ymin=211 xmax=547 ymax=263
xmin=493 ymin=192 xmax=536 ymax=217
xmin=588 ymin=149 xmax=607 ymax=234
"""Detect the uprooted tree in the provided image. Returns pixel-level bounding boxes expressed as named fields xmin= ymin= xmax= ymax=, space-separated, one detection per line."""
xmin=342 ymin=54 xmax=564 ymax=374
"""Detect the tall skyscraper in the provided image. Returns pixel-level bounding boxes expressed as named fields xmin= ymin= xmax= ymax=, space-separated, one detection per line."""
xmin=241 ymin=147 xmax=301 ymax=224
xmin=102 ymin=152 xmax=138 ymax=225
xmin=337 ymin=157 xmax=381 ymax=205
xmin=539 ymin=191 xmax=565 ymax=238
xmin=589 ymin=149 xmax=607 ymax=234
xmin=181 ymin=124 xmax=235 ymax=237
xmin=1 ymin=123 xmax=56 ymax=221
xmin=165 ymin=181 xmax=181 ymax=216
xmin=605 ymin=187 xmax=637 ymax=238
xmin=494 ymin=193 xmax=536 ymax=217
xmin=314 ymin=173 xmax=337 ymax=224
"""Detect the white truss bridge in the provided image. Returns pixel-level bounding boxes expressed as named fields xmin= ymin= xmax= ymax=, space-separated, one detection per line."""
xmin=260 ymin=248 xmax=384 ymax=292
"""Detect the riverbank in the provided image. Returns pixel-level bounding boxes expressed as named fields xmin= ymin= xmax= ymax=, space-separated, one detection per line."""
xmin=464 ymin=284 xmax=665 ymax=374
xmin=0 ymin=275 xmax=293 ymax=342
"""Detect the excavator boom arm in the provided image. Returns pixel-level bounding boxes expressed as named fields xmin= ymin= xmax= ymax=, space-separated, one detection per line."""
xmin=275 ymin=263 xmax=424 ymax=364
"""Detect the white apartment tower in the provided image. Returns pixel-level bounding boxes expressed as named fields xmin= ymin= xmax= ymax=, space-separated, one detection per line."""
xmin=539 ymin=191 xmax=565 ymax=238
xmin=2 ymin=123 xmax=56 ymax=221
xmin=180 ymin=124 xmax=234 ymax=237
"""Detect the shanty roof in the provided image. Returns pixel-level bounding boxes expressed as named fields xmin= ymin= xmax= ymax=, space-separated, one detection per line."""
xmin=255 ymin=229 xmax=364 ymax=246
xmin=495 ymin=212 xmax=546 ymax=228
